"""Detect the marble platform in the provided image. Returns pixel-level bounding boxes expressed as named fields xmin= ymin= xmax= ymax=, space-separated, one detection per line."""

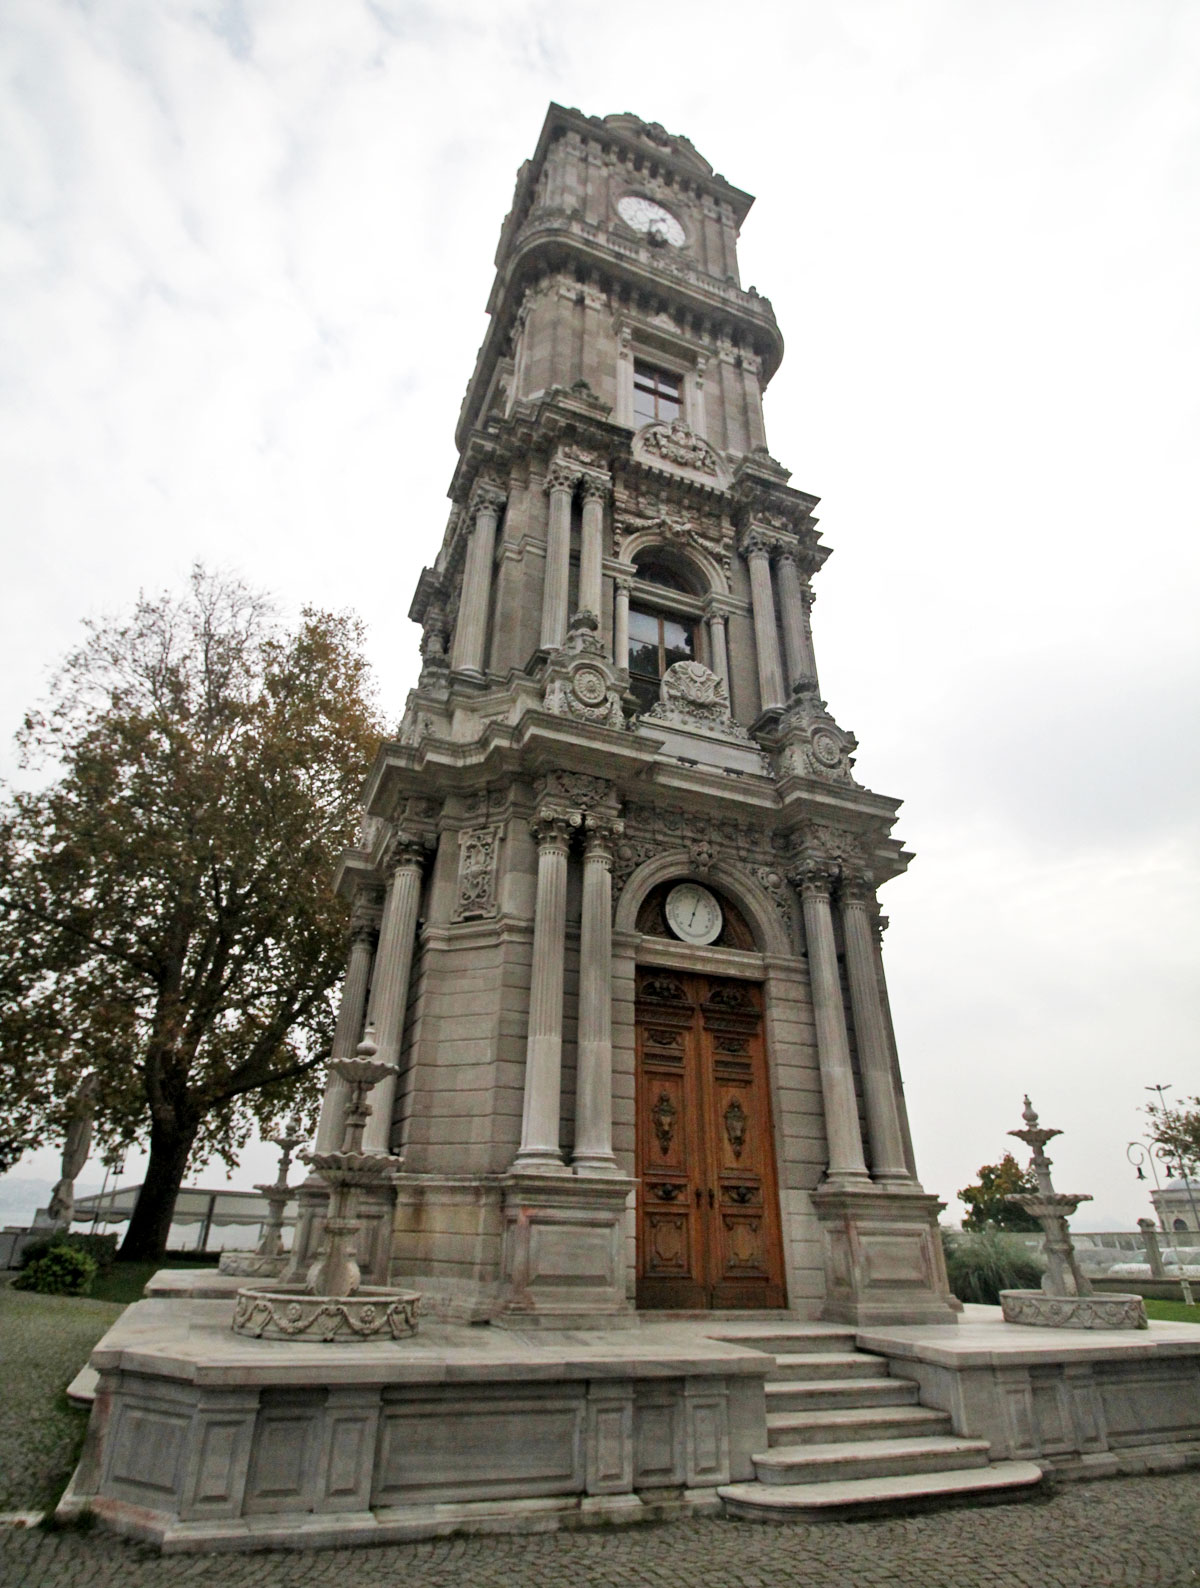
xmin=57 ymin=1294 xmax=1200 ymax=1551
xmin=858 ymin=1304 xmax=1200 ymax=1480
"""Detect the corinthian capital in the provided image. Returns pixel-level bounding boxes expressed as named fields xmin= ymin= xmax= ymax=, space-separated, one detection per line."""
xmin=529 ymin=810 xmax=581 ymax=850
xmin=739 ymin=527 xmax=786 ymax=560
xmin=583 ymin=811 xmax=624 ymax=860
xmin=838 ymin=867 xmax=876 ymax=908
xmin=389 ymin=832 xmax=434 ymax=873
xmin=579 ymin=471 xmax=611 ymax=504
xmin=544 ymin=460 xmax=581 ymax=496
xmin=470 ymin=482 xmax=507 ymax=521
xmin=790 ymin=857 xmax=838 ymax=899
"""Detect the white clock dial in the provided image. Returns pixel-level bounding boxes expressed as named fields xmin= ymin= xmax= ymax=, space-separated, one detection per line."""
xmin=617 ymin=195 xmax=685 ymax=248
xmin=664 ymin=882 xmax=723 ymax=946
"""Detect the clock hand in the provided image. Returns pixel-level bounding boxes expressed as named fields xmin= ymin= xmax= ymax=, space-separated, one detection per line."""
xmin=689 ymin=899 xmax=699 ymax=928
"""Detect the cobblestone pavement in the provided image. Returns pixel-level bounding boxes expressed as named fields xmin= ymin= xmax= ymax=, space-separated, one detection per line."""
xmin=3 ymin=1471 xmax=1199 ymax=1588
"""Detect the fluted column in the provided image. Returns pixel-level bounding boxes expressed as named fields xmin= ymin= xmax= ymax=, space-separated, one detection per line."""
xmin=706 ymin=602 xmax=730 ymax=695
xmin=871 ymin=910 xmax=918 ymax=1179
xmin=777 ymin=550 xmax=819 ymax=692
xmin=313 ymin=917 xmax=377 ymax=1151
xmin=743 ymin=531 xmax=786 ymax=713
xmin=450 ymin=486 xmax=504 ymax=676
xmin=578 ymin=474 xmax=609 ymax=628
xmin=839 ymin=873 xmax=911 ymax=1182
xmin=796 ymin=862 xmax=870 ymax=1186
xmin=540 ymin=463 xmax=577 ymax=650
xmin=513 ymin=813 xmax=576 ymax=1173
xmin=361 ymin=838 xmax=428 ymax=1153
xmin=613 ymin=572 xmax=632 ymax=674
xmin=573 ymin=814 xmax=622 ymax=1175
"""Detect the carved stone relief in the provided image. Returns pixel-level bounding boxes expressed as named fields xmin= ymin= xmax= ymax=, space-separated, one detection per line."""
xmin=541 ymin=613 xmax=627 ymax=730
xmin=453 ymin=825 xmax=502 ymax=922
xmin=613 ymin=802 xmax=795 ymax=949
xmin=641 ymin=661 xmax=752 ymax=743
xmin=638 ymin=419 xmax=721 ymax=476
xmin=774 ymin=683 xmax=861 ymax=788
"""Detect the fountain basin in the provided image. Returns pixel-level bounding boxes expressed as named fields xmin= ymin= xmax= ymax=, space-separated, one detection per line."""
xmin=1000 ymin=1289 xmax=1148 ymax=1330
xmin=217 ymin=1252 xmax=289 ymax=1279
xmin=233 ymin=1286 xmax=420 ymax=1342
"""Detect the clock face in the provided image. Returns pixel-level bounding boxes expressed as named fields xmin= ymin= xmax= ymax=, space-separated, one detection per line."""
xmin=617 ymin=195 xmax=686 ymax=248
xmin=664 ymin=882 xmax=724 ymax=946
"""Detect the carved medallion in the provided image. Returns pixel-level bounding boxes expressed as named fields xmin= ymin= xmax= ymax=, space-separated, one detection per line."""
xmin=723 ymin=1098 xmax=748 ymax=1158
xmin=652 ymin=1091 xmax=678 ymax=1156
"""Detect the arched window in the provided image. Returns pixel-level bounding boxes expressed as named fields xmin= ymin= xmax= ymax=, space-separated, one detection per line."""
xmin=627 ymin=551 xmax=704 ymax=712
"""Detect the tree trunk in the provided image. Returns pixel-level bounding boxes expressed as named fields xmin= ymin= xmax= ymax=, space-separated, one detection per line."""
xmin=118 ymin=1113 xmax=198 ymax=1262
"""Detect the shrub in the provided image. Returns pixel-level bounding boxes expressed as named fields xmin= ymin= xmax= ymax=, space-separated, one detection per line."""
xmin=19 ymin=1231 xmax=118 ymax=1274
xmin=941 ymin=1227 xmax=1044 ymax=1306
xmin=12 ymin=1242 xmax=99 ymax=1296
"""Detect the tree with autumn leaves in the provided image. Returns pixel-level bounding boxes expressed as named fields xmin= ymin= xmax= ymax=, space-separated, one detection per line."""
xmin=957 ymin=1153 xmax=1041 ymax=1232
xmin=0 ymin=569 xmax=382 ymax=1259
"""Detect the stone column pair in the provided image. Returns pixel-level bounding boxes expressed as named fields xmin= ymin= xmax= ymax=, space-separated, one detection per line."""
xmin=541 ymin=463 xmax=611 ymax=652
xmin=513 ymin=809 xmax=621 ymax=1177
xmin=741 ymin=532 xmax=822 ymax=711
xmin=740 ymin=530 xmax=787 ymax=714
xmin=450 ymin=485 xmax=506 ymax=678
xmin=311 ymin=838 xmax=430 ymax=1158
xmin=794 ymin=860 xmax=913 ymax=1187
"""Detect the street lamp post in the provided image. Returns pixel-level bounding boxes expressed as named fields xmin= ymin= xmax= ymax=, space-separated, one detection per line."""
xmin=1127 ymin=1132 xmax=1195 ymax=1306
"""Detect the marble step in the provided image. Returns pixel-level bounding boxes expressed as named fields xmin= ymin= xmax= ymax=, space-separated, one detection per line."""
xmin=767 ymin=1404 xmax=953 ymax=1447
xmin=769 ymin=1351 xmax=887 ymax=1382
xmin=753 ymin=1434 xmax=993 ymax=1486
xmin=718 ymin=1460 xmax=1044 ymax=1522
xmin=766 ymin=1377 xmax=917 ymax=1412
xmin=708 ymin=1328 xmax=859 ymax=1357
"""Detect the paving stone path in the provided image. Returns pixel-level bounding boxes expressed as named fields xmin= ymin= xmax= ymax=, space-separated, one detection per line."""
xmin=3 ymin=1471 xmax=1200 ymax=1588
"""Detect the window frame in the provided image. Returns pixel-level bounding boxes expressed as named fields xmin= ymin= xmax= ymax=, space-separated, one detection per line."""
xmin=632 ymin=359 xmax=685 ymax=428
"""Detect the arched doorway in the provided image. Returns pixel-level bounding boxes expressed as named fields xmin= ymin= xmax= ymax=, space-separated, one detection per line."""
xmin=635 ymin=967 xmax=787 ymax=1308
xmin=616 ymin=863 xmax=791 ymax=1311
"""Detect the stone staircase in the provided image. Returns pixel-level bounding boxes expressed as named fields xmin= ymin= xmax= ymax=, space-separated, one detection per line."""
xmin=712 ymin=1326 xmax=1043 ymax=1521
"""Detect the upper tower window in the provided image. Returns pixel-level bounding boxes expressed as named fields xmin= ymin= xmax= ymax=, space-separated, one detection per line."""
xmin=633 ymin=362 xmax=682 ymax=427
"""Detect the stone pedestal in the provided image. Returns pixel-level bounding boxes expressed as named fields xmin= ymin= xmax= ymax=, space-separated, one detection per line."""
xmin=811 ymin=1185 xmax=959 ymax=1327
xmin=500 ymin=1174 xmax=636 ymax=1324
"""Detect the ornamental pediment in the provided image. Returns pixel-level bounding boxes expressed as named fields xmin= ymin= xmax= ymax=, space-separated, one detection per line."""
xmin=633 ymin=420 xmax=732 ymax=489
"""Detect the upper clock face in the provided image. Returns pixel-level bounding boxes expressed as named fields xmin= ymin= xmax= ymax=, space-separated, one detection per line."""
xmin=664 ymin=882 xmax=724 ymax=946
xmin=617 ymin=195 xmax=686 ymax=248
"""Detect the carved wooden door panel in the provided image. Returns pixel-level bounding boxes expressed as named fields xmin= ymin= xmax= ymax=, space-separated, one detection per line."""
xmin=635 ymin=971 xmax=787 ymax=1310
xmin=635 ymin=971 xmax=708 ymax=1308
xmin=700 ymin=980 xmax=788 ymax=1309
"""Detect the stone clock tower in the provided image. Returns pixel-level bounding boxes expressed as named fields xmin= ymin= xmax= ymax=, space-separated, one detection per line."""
xmin=302 ymin=104 xmax=957 ymax=1328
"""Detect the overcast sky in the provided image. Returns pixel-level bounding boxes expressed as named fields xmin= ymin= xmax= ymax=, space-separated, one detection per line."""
xmin=2 ymin=0 xmax=1197 ymax=1230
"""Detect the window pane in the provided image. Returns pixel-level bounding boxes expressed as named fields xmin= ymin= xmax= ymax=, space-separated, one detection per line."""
xmin=656 ymin=389 xmax=681 ymax=422
xmin=661 ymin=618 xmax=694 ymax=670
xmin=628 ymin=609 xmax=660 ymax=646
xmin=633 ymin=387 xmax=657 ymax=427
xmin=628 ymin=639 xmax=660 ymax=680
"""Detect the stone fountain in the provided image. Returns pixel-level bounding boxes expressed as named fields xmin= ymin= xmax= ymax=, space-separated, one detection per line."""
xmin=232 ymin=1040 xmax=419 ymax=1342
xmin=1000 ymin=1096 xmax=1147 ymax=1330
xmin=218 ymin=1118 xmax=304 ymax=1279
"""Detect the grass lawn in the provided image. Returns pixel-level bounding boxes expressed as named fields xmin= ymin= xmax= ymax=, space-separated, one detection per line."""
xmin=89 ymin=1251 xmax=219 ymax=1304
xmin=1143 ymin=1297 xmax=1200 ymax=1325
xmin=0 ymin=1284 xmax=123 ymax=1513
xmin=0 ymin=1252 xmax=220 ymax=1513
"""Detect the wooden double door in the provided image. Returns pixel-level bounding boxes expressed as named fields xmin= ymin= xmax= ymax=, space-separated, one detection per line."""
xmin=635 ymin=970 xmax=787 ymax=1310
